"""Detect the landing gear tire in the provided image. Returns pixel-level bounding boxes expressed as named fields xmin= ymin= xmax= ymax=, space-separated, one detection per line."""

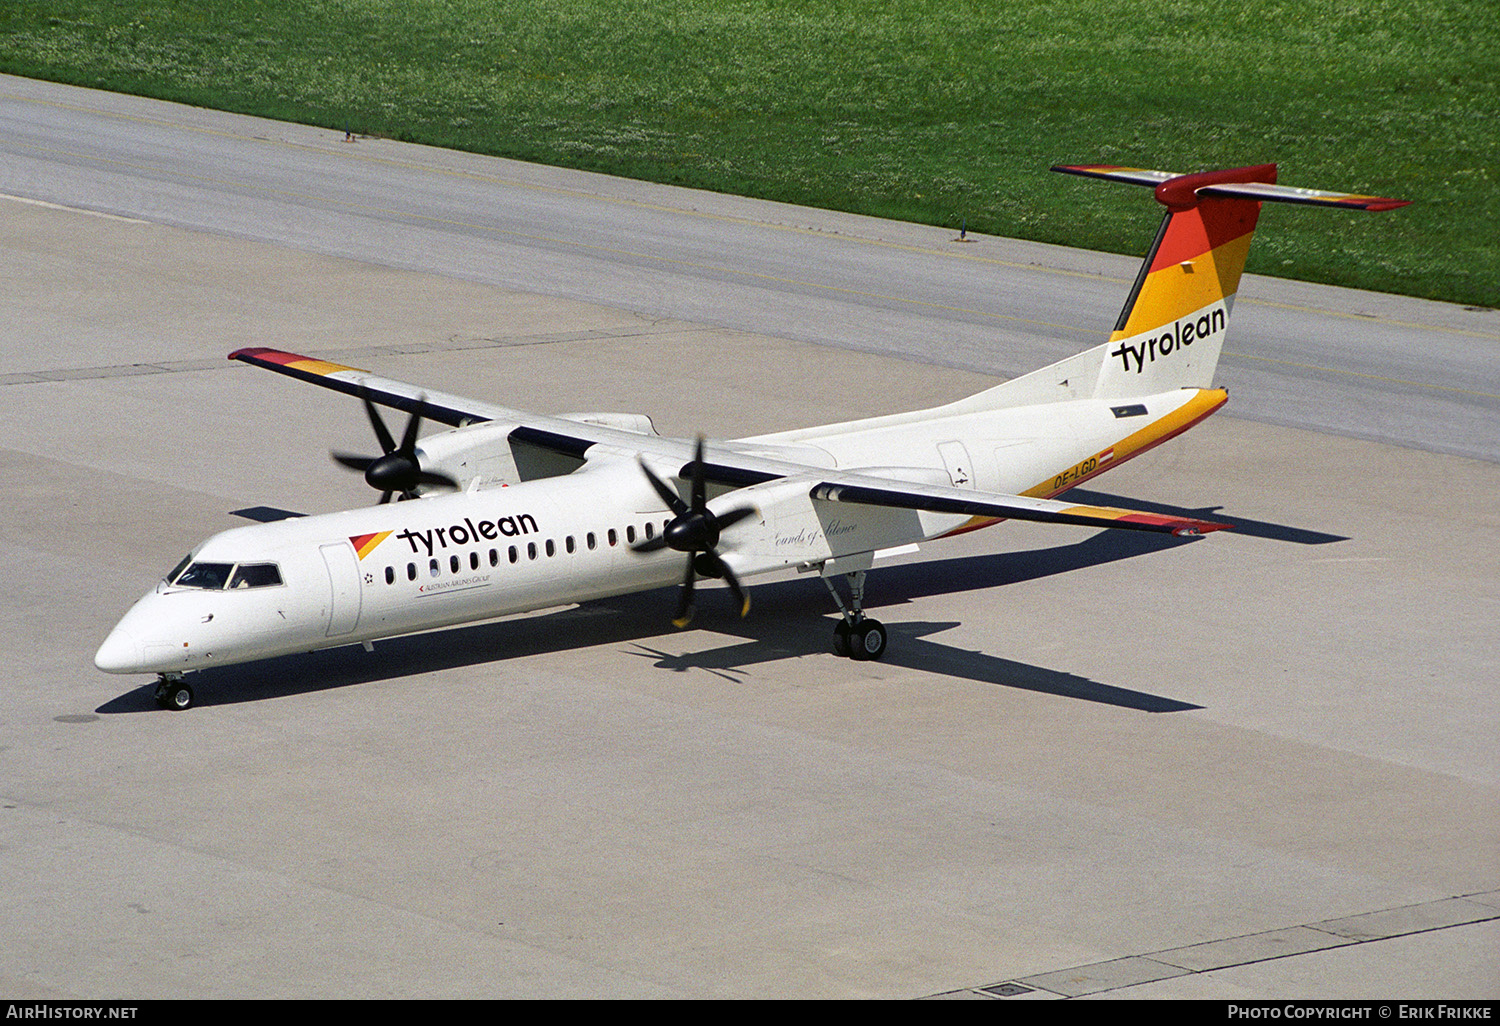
xmin=155 ymin=679 xmax=194 ymax=711
xmin=849 ymin=619 xmax=887 ymax=661
xmin=833 ymin=620 xmax=853 ymax=658
xmin=834 ymin=618 xmax=887 ymax=661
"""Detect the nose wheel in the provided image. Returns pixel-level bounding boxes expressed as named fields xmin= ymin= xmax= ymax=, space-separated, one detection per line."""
xmin=823 ymin=570 xmax=887 ymax=661
xmin=154 ymin=675 xmax=194 ymax=711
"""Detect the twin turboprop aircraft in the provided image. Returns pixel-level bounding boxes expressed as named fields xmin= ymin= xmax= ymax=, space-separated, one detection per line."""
xmin=95 ymin=163 xmax=1407 ymax=709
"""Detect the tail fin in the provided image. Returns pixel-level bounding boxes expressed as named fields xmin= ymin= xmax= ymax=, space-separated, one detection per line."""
xmin=1052 ymin=164 xmax=1410 ymax=400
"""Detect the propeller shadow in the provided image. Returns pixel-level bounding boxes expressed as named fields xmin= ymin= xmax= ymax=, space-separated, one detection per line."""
xmin=97 ymin=529 xmax=1202 ymax=715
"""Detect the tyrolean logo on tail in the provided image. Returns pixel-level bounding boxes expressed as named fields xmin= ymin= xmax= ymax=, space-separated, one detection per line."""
xmin=1111 ymin=305 xmax=1226 ymax=373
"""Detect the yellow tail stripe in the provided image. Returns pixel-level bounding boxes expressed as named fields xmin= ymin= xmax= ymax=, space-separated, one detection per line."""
xmin=1112 ymin=231 xmax=1254 ymax=340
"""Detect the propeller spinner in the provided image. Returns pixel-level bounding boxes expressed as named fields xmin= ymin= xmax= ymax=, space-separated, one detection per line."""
xmin=331 ymin=392 xmax=458 ymax=503
xmin=633 ymin=437 xmax=757 ymax=627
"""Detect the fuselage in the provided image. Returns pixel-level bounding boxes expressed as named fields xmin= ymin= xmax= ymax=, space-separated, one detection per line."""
xmin=95 ymin=385 xmax=1223 ymax=678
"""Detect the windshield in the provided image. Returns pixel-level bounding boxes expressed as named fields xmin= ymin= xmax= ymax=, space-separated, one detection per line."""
xmin=172 ymin=562 xmax=235 ymax=590
xmin=229 ymin=563 xmax=283 ymax=589
xmin=165 ymin=553 xmax=193 ymax=585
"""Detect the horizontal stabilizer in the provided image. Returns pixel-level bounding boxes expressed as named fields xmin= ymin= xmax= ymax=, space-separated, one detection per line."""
xmin=1052 ymin=164 xmax=1409 ymax=210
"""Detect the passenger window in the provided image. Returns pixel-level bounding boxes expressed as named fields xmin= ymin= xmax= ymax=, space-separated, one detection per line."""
xmin=565 ymin=536 xmax=575 ymax=554
xmin=527 ymin=542 xmax=537 ymax=560
xmin=509 ymin=545 xmax=518 ymax=564
xmin=429 ymin=559 xmax=440 ymax=578
xmin=228 ymin=563 xmax=282 ymax=589
xmin=408 ymin=562 xmax=417 ymax=581
xmin=587 ymin=532 xmax=596 ymax=550
xmin=385 ymin=566 xmax=395 ymax=585
xmin=545 ymin=539 xmax=555 ymax=557
xmin=608 ymin=529 xmax=617 ymax=547
xmin=626 ymin=525 xmax=636 ymax=544
xmin=489 ymin=548 xmax=499 ymax=567
xmin=644 ymin=522 xmax=654 ymax=540
xmin=450 ymin=555 xmax=461 ymax=574
xmin=470 ymin=552 xmax=479 ymax=571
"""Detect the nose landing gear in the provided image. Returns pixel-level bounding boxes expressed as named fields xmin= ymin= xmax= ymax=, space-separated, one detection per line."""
xmin=154 ymin=674 xmax=194 ymax=711
xmin=823 ymin=569 xmax=887 ymax=661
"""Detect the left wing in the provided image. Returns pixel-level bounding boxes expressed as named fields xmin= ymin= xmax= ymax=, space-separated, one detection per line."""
xmin=230 ymin=347 xmax=507 ymax=427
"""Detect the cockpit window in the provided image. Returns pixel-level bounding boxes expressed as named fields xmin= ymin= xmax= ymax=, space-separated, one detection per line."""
xmin=173 ymin=562 xmax=235 ymax=590
xmin=165 ymin=553 xmax=194 ymax=585
xmin=229 ymin=563 xmax=283 ymax=589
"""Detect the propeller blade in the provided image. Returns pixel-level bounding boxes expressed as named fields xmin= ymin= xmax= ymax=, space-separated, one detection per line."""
xmin=714 ymin=505 xmax=758 ymax=531
xmin=331 ymin=452 xmax=375 ymax=472
xmin=638 ymin=458 xmax=690 ymax=517
xmin=361 ymin=393 xmax=396 ymax=455
xmin=690 ymin=434 xmax=707 ymax=511
xmin=399 ymin=401 xmax=423 ymax=455
xmin=416 ymin=469 xmax=459 ymax=490
xmin=721 ymin=563 xmax=750 ymax=619
xmin=672 ymin=558 xmax=697 ymax=628
xmin=696 ymin=550 xmax=750 ymax=619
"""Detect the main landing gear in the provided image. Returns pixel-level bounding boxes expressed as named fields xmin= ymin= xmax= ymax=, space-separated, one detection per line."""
xmin=822 ymin=569 xmax=887 ymax=661
xmin=154 ymin=673 xmax=194 ymax=711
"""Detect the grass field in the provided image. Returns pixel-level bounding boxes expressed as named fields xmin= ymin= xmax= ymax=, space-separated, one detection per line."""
xmin=2 ymin=0 xmax=1495 ymax=306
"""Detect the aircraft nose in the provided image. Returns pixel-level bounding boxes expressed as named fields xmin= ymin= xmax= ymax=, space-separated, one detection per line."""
xmin=94 ymin=627 xmax=143 ymax=674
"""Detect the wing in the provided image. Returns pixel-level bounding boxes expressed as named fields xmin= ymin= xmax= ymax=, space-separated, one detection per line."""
xmin=809 ymin=472 xmax=1229 ymax=537
xmin=230 ymin=346 xmax=662 ymax=458
xmin=230 ymin=348 xmax=1227 ymax=536
xmin=229 ymin=347 xmax=507 ymax=427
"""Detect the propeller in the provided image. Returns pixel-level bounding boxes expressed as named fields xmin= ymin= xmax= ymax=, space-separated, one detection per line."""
xmin=331 ymin=391 xmax=458 ymax=503
xmin=633 ymin=436 xmax=757 ymax=628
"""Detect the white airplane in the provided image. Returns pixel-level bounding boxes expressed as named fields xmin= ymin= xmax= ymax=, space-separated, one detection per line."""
xmin=95 ymin=163 xmax=1407 ymax=709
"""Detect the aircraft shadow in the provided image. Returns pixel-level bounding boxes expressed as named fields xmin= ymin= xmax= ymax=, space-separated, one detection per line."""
xmin=98 ymin=529 xmax=1204 ymax=715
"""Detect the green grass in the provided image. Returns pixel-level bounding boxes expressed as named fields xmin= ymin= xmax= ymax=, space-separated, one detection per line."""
xmin=2 ymin=0 xmax=1496 ymax=306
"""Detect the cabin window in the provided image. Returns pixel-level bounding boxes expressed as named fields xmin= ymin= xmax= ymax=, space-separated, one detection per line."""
xmin=545 ymin=539 xmax=555 ymax=557
xmin=228 ymin=563 xmax=283 ymax=589
xmin=408 ymin=562 xmax=417 ymax=581
xmin=385 ymin=566 xmax=395 ymax=585
xmin=608 ymin=529 xmax=617 ymax=547
xmin=429 ymin=559 xmax=440 ymax=578
xmin=626 ymin=525 xmax=636 ymax=544
xmin=489 ymin=548 xmax=499 ymax=567
xmin=527 ymin=542 xmax=537 ymax=560
xmin=450 ymin=555 xmax=461 ymax=574
xmin=587 ymin=532 xmax=597 ymax=550
xmin=509 ymin=545 xmax=518 ymax=564
xmin=470 ymin=552 xmax=479 ymax=571
xmin=644 ymin=522 xmax=654 ymax=540
xmin=174 ymin=562 xmax=235 ymax=590
xmin=565 ymin=536 xmax=575 ymax=554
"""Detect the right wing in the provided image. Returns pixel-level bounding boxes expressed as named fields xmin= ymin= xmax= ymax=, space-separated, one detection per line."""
xmin=810 ymin=471 xmax=1231 ymax=537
